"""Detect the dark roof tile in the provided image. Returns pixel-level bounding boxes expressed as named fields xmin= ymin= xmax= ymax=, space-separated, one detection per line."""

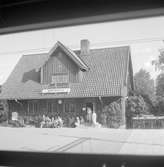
xmin=0 ymin=45 xmax=131 ymax=99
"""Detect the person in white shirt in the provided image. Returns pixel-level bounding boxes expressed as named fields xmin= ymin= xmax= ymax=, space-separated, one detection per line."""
xmin=92 ymin=110 xmax=101 ymax=128
xmin=92 ymin=110 xmax=97 ymax=125
xmin=57 ymin=116 xmax=63 ymax=127
xmin=75 ymin=117 xmax=80 ymax=127
xmin=40 ymin=114 xmax=46 ymax=128
xmin=87 ymin=107 xmax=92 ymax=125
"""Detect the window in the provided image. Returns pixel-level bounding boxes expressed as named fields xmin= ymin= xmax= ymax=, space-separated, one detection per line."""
xmin=28 ymin=103 xmax=33 ymax=114
xmin=65 ymin=103 xmax=75 ymax=113
xmin=52 ymin=74 xmax=69 ymax=84
xmin=28 ymin=102 xmax=38 ymax=115
xmin=47 ymin=102 xmax=52 ymax=113
xmin=51 ymin=73 xmax=69 ymax=88
xmin=47 ymin=102 xmax=57 ymax=114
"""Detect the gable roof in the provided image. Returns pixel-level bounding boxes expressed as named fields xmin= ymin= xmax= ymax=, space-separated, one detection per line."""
xmin=47 ymin=41 xmax=89 ymax=71
xmin=0 ymin=44 xmax=133 ymax=100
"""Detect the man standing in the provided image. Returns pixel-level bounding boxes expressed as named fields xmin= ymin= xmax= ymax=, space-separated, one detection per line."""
xmin=92 ymin=110 xmax=97 ymax=125
xmin=92 ymin=110 xmax=101 ymax=128
xmin=87 ymin=107 xmax=92 ymax=125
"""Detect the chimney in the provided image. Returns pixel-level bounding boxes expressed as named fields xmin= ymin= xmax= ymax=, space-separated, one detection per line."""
xmin=80 ymin=39 xmax=90 ymax=55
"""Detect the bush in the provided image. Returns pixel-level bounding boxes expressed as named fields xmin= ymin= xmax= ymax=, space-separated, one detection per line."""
xmin=126 ymin=95 xmax=147 ymax=117
xmin=33 ymin=115 xmax=43 ymax=127
xmin=8 ymin=120 xmax=24 ymax=127
xmin=0 ymin=110 xmax=8 ymax=123
xmin=126 ymin=95 xmax=148 ymax=128
xmin=153 ymin=96 xmax=164 ymax=116
xmin=102 ymin=100 xmax=122 ymax=128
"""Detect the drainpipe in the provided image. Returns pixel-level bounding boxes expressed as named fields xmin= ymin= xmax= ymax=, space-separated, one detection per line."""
xmin=98 ymin=96 xmax=103 ymax=112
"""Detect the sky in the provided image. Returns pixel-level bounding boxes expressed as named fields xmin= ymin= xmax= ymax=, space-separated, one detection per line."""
xmin=0 ymin=16 xmax=164 ymax=84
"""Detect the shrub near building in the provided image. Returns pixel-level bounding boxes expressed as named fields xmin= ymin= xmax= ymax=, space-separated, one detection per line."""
xmin=0 ymin=105 xmax=8 ymax=123
xmin=102 ymin=100 xmax=122 ymax=128
xmin=126 ymin=95 xmax=149 ymax=128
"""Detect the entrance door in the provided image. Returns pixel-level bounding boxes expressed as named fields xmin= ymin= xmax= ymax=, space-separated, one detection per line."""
xmin=86 ymin=102 xmax=93 ymax=111
xmin=85 ymin=102 xmax=93 ymax=124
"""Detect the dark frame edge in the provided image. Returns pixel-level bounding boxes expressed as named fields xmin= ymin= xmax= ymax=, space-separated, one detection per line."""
xmin=0 ymin=7 xmax=164 ymax=35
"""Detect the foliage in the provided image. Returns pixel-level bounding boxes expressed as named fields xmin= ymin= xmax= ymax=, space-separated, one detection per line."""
xmin=151 ymin=50 xmax=164 ymax=115
xmin=133 ymin=93 xmax=156 ymax=115
xmin=0 ymin=110 xmax=8 ymax=123
xmin=125 ymin=95 xmax=148 ymax=128
xmin=134 ymin=69 xmax=155 ymax=103
xmin=102 ymin=100 xmax=122 ymax=128
xmin=8 ymin=120 xmax=24 ymax=127
xmin=156 ymin=73 xmax=164 ymax=97
xmin=126 ymin=95 xmax=147 ymax=117
xmin=33 ymin=115 xmax=43 ymax=127
xmin=153 ymin=96 xmax=164 ymax=116
xmin=152 ymin=50 xmax=164 ymax=72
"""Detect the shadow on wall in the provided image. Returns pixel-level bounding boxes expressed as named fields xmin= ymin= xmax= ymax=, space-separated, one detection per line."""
xmin=22 ymin=69 xmax=40 ymax=83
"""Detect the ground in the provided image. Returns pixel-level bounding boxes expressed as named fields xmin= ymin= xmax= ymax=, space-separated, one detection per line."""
xmin=1 ymin=127 xmax=164 ymax=155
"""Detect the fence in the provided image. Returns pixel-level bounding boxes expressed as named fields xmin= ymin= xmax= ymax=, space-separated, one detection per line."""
xmin=131 ymin=116 xmax=164 ymax=129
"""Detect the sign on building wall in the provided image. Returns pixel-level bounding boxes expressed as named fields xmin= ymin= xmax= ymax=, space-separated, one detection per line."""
xmin=42 ymin=88 xmax=71 ymax=94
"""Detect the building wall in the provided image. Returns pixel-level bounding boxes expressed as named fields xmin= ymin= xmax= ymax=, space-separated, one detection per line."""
xmin=42 ymin=48 xmax=80 ymax=85
xmin=8 ymin=100 xmax=28 ymax=118
xmin=8 ymin=97 xmax=121 ymax=123
xmin=8 ymin=96 xmax=127 ymax=128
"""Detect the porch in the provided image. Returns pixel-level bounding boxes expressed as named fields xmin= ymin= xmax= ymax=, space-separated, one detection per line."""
xmin=7 ymin=96 xmax=125 ymax=128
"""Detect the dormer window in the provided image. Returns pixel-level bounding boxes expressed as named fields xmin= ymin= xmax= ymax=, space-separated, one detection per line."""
xmin=58 ymin=64 xmax=62 ymax=72
xmin=51 ymin=73 xmax=69 ymax=88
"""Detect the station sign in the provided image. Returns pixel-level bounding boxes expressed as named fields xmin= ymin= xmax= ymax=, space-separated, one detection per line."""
xmin=42 ymin=88 xmax=70 ymax=94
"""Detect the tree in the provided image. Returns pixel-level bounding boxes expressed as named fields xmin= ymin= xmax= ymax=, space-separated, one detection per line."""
xmin=154 ymin=96 xmax=164 ymax=115
xmin=152 ymin=49 xmax=164 ymax=72
xmin=134 ymin=69 xmax=155 ymax=102
xmin=156 ymin=73 xmax=164 ymax=97
xmin=133 ymin=69 xmax=156 ymax=114
xmin=152 ymin=49 xmax=164 ymax=97
xmin=126 ymin=95 xmax=147 ymax=117
xmin=126 ymin=95 xmax=148 ymax=128
xmin=152 ymin=49 xmax=164 ymax=94
xmin=102 ymin=100 xmax=122 ymax=128
xmin=151 ymin=49 xmax=164 ymax=115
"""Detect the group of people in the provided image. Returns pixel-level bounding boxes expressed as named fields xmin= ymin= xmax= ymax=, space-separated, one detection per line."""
xmin=37 ymin=107 xmax=101 ymax=128
xmin=68 ymin=115 xmax=85 ymax=128
xmin=67 ymin=108 xmax=101 ymax=128
xmin=40 ymin=114 xmax=85 ymax=128
xmin=40 ymin=115 xmax=63 ymax=128
xmin=68 ymin=108 xmax=101 ymax=127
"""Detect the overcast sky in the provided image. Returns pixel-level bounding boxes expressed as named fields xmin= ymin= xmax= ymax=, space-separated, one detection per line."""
xmin=0 ymin=16 xmax=164 ymax=84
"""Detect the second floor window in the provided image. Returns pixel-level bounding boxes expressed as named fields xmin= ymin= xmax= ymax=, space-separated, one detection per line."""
xmin=51 ymin=73 xmax=69 ymax=88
